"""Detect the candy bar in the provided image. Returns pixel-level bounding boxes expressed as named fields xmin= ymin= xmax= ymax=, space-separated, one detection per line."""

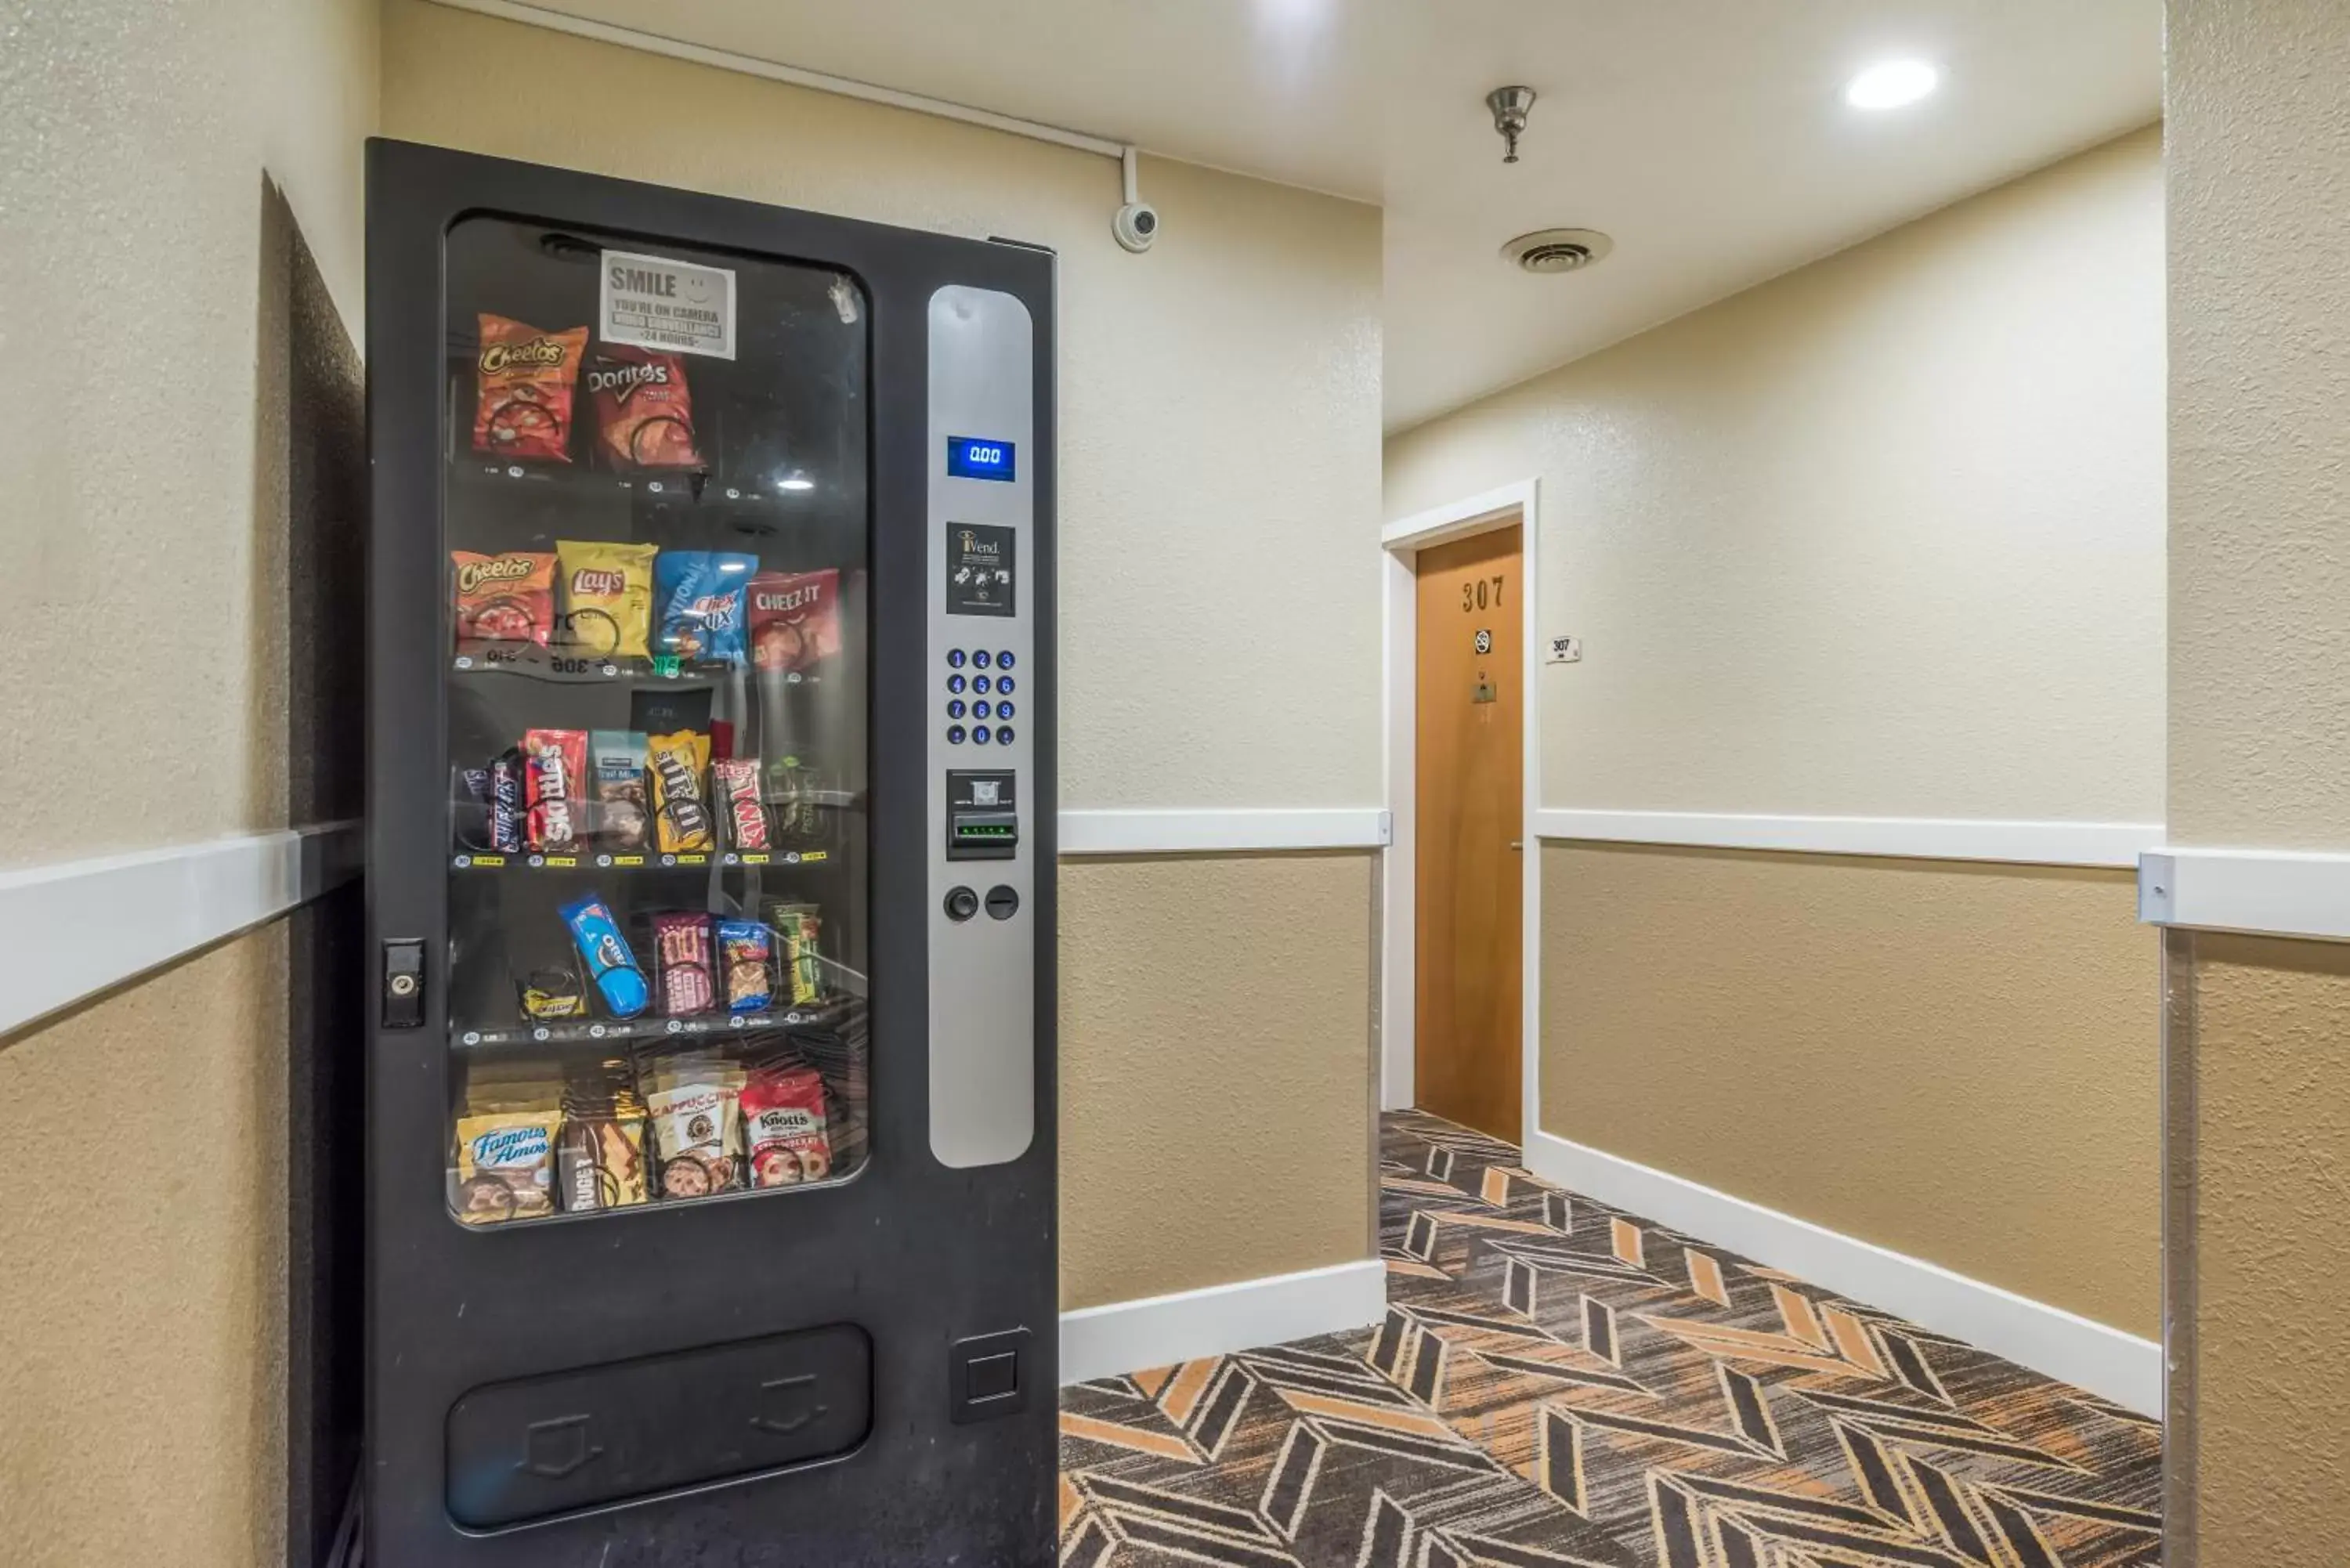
xmin=487 ymin=749 xmax=526 ymax=854
xmin=647 ymin=730 xmax=713 ymax=853
xmin=711 ymin=758 xmax=768 ymax=851
xmin=523 ymin=729 xmax=588 ymax=853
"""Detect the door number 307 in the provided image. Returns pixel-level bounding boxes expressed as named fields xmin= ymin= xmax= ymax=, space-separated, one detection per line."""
xmin=1462 ymin=575 xmax=1504 ymax=612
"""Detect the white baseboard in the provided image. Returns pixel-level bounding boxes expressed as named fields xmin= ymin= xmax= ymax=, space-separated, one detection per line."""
xmin=1534 ymin=809 xmax=2159 ymax=869
xmin=0 ymin=822 xmax=362 ymax=1038
xmin=1524 ymin=1130 xmax=2161 ymax=1415
xmin=1058 ymin=1259 xmax=1388 ymax=1386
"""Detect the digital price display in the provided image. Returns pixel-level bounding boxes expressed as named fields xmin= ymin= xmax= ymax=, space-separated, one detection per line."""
xmin=947 ymin=436 xmax=1017 ymax=482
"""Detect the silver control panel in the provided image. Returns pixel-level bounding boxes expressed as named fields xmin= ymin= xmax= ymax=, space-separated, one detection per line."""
xmin=927 ymin=286 xmax=1036 ymax=1169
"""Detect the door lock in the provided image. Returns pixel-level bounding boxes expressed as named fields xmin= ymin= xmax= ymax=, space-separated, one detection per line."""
xmin=382 ymin=938 xmax=425 ymax=1028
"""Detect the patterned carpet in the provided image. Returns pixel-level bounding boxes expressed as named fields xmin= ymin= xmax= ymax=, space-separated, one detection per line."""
xmin=1058 ymin=1111 xmax=2163 ymax=1567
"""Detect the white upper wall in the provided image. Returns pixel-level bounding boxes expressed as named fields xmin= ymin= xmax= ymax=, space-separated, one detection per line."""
xmin=381 ymin=0 xmax=1385 ymax=815
xmin=1386 ymin=126 xmax=2165 ymax=825
xmin=0 ymin=0 xmax=378 ymax=864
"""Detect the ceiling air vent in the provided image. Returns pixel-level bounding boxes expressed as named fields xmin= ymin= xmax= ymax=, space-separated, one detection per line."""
xmin=1502 ymin=229 xmax=1614 ymax=275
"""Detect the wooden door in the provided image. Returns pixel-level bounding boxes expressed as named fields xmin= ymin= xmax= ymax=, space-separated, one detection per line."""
xmin=1414 ymin=524 xmax=1524 ymax=1141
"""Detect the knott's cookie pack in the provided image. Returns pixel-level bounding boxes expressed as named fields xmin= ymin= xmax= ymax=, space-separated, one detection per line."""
xmin=742 ymin=1068 xmax=832 ymax=1188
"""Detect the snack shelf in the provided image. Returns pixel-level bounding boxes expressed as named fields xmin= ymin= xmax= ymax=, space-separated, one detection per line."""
xmin=454 ymin=999 xmax=848 ymax=1050
xmin=450 ymin=847 xmax=842 ymax=873
xmin=449 ymin=645 xmax=731 ymax=685
xmin=450 ymin=456 xmax=823 ymax=513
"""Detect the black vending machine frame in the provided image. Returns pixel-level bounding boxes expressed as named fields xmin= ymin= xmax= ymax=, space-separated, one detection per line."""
xmin=363 ymin=139 xmax=1057 ymax=1566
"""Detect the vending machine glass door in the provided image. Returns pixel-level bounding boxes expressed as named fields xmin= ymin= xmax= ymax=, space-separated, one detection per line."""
xmin=438 ymin=215 xmax=870 ymax=1228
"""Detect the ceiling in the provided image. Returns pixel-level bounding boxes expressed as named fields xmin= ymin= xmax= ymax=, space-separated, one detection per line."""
xmin=485 ymin=0 xmax=2162 ymax=432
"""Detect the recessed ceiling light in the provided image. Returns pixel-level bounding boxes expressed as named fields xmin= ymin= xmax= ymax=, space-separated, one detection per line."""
xmin=1845 ymin=59 xmax=1940 ymax=111
xmin=776 ymin=475 xmax=815 ymax=492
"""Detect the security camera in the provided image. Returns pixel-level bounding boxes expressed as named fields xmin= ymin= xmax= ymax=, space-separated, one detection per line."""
xmin=1113 ymin=201 xmax=1160 ymax=253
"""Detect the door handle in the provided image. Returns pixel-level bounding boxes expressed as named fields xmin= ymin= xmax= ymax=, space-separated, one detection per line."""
xmin=1509 ymin=841 xmax=1524 ymax=851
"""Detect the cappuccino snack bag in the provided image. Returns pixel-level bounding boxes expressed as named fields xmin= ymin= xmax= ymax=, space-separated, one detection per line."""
xmin=472 ymin=315 xmax=588 ymax=461
xmin=587 ymin=345 xmax=704 ymax=470
xmin=451 ymin=551 xmax=555 ymax=648
xmin=555 ymin=540 xmax=656 ymax=659
xmin=648 ymin=1074 xmax=743 ymax=1200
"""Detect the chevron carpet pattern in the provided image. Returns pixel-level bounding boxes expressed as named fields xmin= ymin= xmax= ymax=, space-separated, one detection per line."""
xmin=1058 ymin=1111 xmax=2162 ymax=1567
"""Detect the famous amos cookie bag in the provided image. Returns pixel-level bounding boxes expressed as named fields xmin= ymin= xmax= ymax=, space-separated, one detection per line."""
xmin=453 ymin=1106 xmax=562 ymax=1226
xmin=472 ymin=315 xmax=588 ymax=461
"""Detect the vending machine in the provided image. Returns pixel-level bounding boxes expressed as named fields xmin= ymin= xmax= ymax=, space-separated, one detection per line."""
xmin=363 ymin=139 xmax=1055 ymax=1566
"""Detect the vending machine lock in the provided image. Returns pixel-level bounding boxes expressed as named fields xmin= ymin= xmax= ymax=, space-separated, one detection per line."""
xmin=381 ymin=938 xmax=425 ymax=1028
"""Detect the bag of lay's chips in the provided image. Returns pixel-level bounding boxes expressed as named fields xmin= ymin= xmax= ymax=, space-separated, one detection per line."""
xmin=556 ymin=540 xmax=656 ymax=659
xmin=653 ymin=551 xmax=757 ymax=666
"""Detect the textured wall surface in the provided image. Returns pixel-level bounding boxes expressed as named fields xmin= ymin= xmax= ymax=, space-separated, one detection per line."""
xmin=2167 ymin=2 xmax=2350 ymax=1559
xmin=1386 ymin=128 xmax=2165 ymax=822
xmin=0 ymin=930 xmax=291 ymax=1568
xmin=1542 ymin=844 xmax=2158 ymax=1335
xmin=0 ymin=0 xmax=377 ymax=863
xmin=380 ymin=0 xmax=1384 ymax=812
xmin=1059 ymin=854 xmax=1375 ymax=1310
xmin=2168 ymin=2 xmax=2350 ymax=847
xmin=0 ymin=2 xmax=376 ymax=1564
xmin=2185 ymin=934 xmax=2350 ymax=1563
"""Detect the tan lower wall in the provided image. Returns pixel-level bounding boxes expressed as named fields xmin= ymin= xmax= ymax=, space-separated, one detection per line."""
xmin=2185 ymin=934 xmax=2350 ymax=1563
xmin=1540 ymin=843 xmax=2158 ymax=1336
xmin=0 ymin=929 xmax=290 ymax=1568
xmin=1059 ymin=853 xmax=1376 ymax=1311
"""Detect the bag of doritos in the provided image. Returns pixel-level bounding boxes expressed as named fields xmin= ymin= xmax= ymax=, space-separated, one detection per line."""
xmin=587 ymin=345 xmax=704 ymax=470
